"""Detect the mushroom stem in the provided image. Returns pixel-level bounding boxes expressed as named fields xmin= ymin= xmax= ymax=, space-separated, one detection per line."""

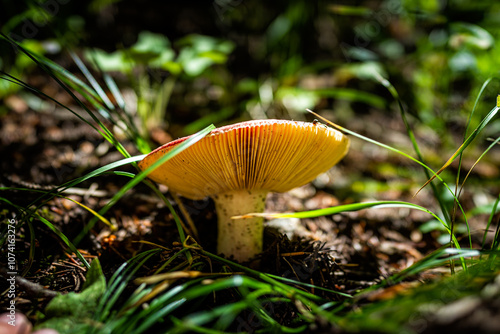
xmin=212 ymin=189 xmax=268 ymax=264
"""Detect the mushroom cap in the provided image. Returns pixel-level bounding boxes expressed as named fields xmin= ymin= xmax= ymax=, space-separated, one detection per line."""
xmin=139 ymin=119 xmax=349 ymax=200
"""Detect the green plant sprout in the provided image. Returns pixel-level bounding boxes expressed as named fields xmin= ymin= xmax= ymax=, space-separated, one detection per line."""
xmin=85 ymin=32 xmax=234 ymax=149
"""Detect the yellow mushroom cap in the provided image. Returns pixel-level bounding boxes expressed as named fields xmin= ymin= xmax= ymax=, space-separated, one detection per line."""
xmin=139 ymin=119 xmax=349 ymax=200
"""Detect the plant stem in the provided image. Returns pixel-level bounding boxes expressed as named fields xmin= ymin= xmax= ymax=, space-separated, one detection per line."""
xmin=212 ymin=189 xmax=267 ymax=265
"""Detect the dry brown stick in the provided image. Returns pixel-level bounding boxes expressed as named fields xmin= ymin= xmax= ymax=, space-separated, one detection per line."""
xmin=0 ymin=267 xmax=58 ymax=299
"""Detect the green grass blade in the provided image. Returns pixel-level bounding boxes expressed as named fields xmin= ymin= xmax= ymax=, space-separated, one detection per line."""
xmin=373 ymin=72 xmax=453 ymax=225
xmin=200 ymin=250 xmax=326 ymax=303
xmin=73 ymin=124 xmax=215 ymax=245
xmin=35 ymin=214 xmax=90 ymax=268
xmin=9 ymin=156 xmax=145 ymax=252
xmin=0 ymin=34 xmax=132 ymax=159
xmin=306 ymin=109 xmax=448 ymax=191
xmin=307 ymin=109 xmax=469 ymax=260
xmin=454 ymin=78 xmax=494 ymax=194
xmin=69 ymin=51 xmax=142 ymax=140
xmin=174 ymin=290 xmax=274 ymax=332
xmin=457 ymin=134 xmax=500 ymax=250
xmin=0 ymin=198 xmax=35 ymax=275
xmin=1 ymin=187 xmax=115 ymax=229
xmin=70 ymin=51 xmax=115 ymax=110
xmin=36 ymin=54 xmax=104 ymax=103
xmin=96 ymin=249 xmax=161 ymax=322
xmin=235 ymin=200 xmax=444 ymax=227
xmin=39 ymin=57 xmax=137 ymax=143
xmin=266 ymin=274 xmax=351 ymax=298
xmin=389 ymin=248 xmax=485 ymax=284
xmin=26 ymin=155 xmax=145 ymax=214
xmin=418 ymin=105 xmax=500 ymax=191
xmin=234 ymin=200 xmax=464 ymax=266
xmin=488 ymin=195 xmax=500 ymax=252
xmin=0 ymin=73 xmax=109 ymax=138
xmin=103 ymin=72 xmax=126 ymax=110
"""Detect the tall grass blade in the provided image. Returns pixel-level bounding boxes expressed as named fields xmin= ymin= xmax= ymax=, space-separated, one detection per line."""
xmin=35 ymin=214 xmax=90 ymax=268
xmin=70 ymin=51 xmax=115 ymax=110
xmin=25 ymin=155 xmax=145 ymax=224
xmin=0 ymin=34 xmax=132 ymax=158
xmin=307 ymin=109 xmax=470 ymax=265
xmin=0 ymin=73 xmax=110 ymax=139
xmin=455 ymin=78 xmax=493 ymax=187
xmin=417 ymin=105 xmax=500 ymax=193
xmin=1 ymin=187 xmax=115 ymax=229
xmin=373 ymin=72 xmax=453 ymax=225
xmin=73 ymin=124 xmax=215 ymax=245
xmin=234 ymin=200 xmax=444 ymax=227
xmin=0 ymin=198 xmax=36 ymax=275
xmin=488 ymin=195 xmax=500 ymax=252
xmin=306 ymin=109 xmax=446 ymax=190
xmin=103 ymin=72 xmax=126 ymax=110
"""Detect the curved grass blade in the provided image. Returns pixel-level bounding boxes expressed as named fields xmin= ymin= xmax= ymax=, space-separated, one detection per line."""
xmin=389 ymin=247 xmax=486 ymax=284
xmin=347 ymin=247 xmax=494 ymax=304
xmin=73 ymin=124 xmax=215 ymax=245
xmin=103 ymin=72 xmax=126 ymax=110
xmin=100 ymin=171 xmax=197 ymax=262
xmin=35 ymin=214 xmax=90 ymax=268
xmin=416 ymin=104 xmax=500 ymax=194
xmin=172 ymin=289 xmax=283 ymax=333
xmin=70 ymin=51 xmax=115 ymax=110
xmin=24 ymin=155 xmax=145 ymax=225
xmin=306 ymin=109 xmax=454 ymax=200
xmin=0 ymin=197 xmax=36 ymax=275
xmin=455 ymin=77 xmax=494 ymax=187
xmin=371 ymin=71 xmax=454 ymax=226
xmin=69 ymin=51 xmax=146 ymax=149
xmin=1 ymin=187 xmax=115 ymax=230
xmin=234 ymin=200 xmax=443 ymax=226
xmin=233 ymin=200 xmax=464 ymax=265
xmin=488 ymin=195 xmax=500 ymax=252
xmin=0 ymin=73 xmax=111 ymax=139
xmin=96 ymin=249 xmax=161 ymax=323
xmin=457 ymin=135 xmax=500 ymax=250
xmin=307 ymin=109 xmax=468 ymax=259
xmin=200 ymin=250 xmax=326 ymax=303
xmin=38 ymin=53 xmax=146 ymax=149
xmin=266 ymin=273 xmax=351 ymax=298
xmin=0 ymin=34 xmax=131 ymax=159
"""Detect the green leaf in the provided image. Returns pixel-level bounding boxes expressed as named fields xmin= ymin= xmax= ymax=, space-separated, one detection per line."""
xmin=36 ymin=259 xmax=106 ymax=334
xmin=176 ymin=34 xmax=235 ymax=76
xmin=82 ymin=258 xmax=106 ymax=291
xmin=131 ymin=31 xmax=171 ymax=55
xmin=276 ymin=87 xmax=320 ymax=112
xmin=86 ymin=48 xmax=132 ymax=72
xmin=450 ymin=22 xmax=494 ymax=50
xmin=177 ymin=48 xmax=214 ymax=76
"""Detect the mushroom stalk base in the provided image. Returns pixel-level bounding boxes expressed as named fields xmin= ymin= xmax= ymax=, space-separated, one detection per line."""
xmin=212 ymin=190 xmax=267 ymax=265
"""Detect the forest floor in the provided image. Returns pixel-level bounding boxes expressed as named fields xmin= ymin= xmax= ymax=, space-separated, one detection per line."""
xmin=1 ymin=70 xmax=499 ymax=333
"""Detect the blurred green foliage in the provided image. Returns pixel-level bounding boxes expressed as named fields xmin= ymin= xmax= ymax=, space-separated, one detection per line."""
xmin=84 ymin=31 xmax=234 ymax=138
xmin=2 ymin=0 xmax=499 ymax=139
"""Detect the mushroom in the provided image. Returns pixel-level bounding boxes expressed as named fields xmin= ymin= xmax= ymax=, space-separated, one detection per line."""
xmin=139 ymin=119 xmax=349 ymax=264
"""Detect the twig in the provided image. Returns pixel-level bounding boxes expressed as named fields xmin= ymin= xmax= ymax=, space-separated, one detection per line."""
xmin=0 ymin=267 xmax=58 ymax=299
